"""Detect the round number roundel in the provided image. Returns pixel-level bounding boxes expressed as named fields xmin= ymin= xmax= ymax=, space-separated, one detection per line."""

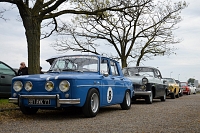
xmin=107 ymin=87 xmax=113 ymax=103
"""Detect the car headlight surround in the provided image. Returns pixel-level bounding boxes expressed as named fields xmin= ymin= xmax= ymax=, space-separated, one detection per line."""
xmin=25 ymin=81 xmax=33 ymax=91
xmin=59 ymin=80 xmax=70 ymax=92
xmin=142 ymin=78 xmax=148 ymax=85
xmin=45 ymin=81 xmax=54 ymax=92
xmin=13 ymin=81 xmax=23 ymax=92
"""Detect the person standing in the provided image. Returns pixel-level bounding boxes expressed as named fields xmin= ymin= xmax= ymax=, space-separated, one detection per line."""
xmin=40 ymin=66 xmax=44 ymax=74
xmin=17 ymin=62 xmax=28 ymax=76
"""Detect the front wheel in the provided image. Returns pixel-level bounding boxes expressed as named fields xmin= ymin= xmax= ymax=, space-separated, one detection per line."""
xmin=145 ymin=91 xmax=153 ymax=104
xmin=82 ymin=89 xmax=99 ymax=118
xmin=179 ymin=91 xmax=183 ymax=97
xmin=170 ymin=93 xmax=176 ymax=99
xmin=120 ymin=90 xmax=131 ymax=110
xmin=160 ymin=92 xmax=166 ymax=101
xmin=20 ymin=105 xmax=38 ymax=115
xmin=176 ymin=92 xmax=179 ymax=98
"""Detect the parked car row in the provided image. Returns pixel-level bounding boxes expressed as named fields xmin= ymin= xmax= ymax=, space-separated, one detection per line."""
xmin=0 ymin=55 xmax=198 ymax=117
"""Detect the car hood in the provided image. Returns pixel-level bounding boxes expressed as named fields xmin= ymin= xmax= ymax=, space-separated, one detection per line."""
xmin=126 ymin=75 xmax=153 ymax=85
xmin=167 ymin=83 xmax=176 ymax=86
xmin=12 ymin=72 xmax=103 ymax=81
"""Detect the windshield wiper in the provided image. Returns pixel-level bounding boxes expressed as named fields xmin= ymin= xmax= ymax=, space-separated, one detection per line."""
xmin=62 ymin=69 xmax=76 ymax=71
xmin=62 ymin=69 xmax=83 ymax=72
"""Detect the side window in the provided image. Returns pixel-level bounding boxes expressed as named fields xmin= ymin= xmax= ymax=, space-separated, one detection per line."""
xmin=0 ymin=63 xmax=15 ymax=75
xmin=154 ymin=69 xmax=161 ymax=78
xmin=100 ymin=59 xmax=109 ymax=74
xmin=110 ymin=61 xmax=119 ymax=76
xmin=122 ymin=69 xmax=129 ymax=76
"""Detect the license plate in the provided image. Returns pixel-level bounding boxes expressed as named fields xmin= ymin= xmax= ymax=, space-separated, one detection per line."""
xmin=28 ymin=99 xmax=51 ymax=105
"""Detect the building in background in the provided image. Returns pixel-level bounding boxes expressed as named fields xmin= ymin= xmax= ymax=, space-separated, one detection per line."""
xmin=193 ymin=80 xmax=199 ymax=88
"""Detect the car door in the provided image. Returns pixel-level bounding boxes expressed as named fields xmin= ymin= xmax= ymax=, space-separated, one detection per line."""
xmin=100 ymin=58 xmax=115 ymax=106
xmin=153 ymin=69 xmax=165 ymax=96
xmin=109 ymin=60 xmax=124 ymax=103
xmin=0 ymin=62 xmax=17 ymax=97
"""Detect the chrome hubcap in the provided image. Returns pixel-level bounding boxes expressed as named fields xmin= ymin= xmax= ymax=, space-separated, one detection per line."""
xmin=91 ymin=93 xmax=99 ymax=113
xmin=126 ymin=92 xmax=131 ymax=106
xmin=150 ymin=91 xmax=153 ymax=102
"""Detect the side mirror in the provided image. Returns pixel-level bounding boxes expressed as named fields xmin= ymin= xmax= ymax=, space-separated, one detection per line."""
xmin=103 ymin=72 xmax=109 ymax=77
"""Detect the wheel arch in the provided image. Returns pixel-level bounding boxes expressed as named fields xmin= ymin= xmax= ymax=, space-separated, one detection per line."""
xmin=151 ymin=86 xmax=156 ymax=98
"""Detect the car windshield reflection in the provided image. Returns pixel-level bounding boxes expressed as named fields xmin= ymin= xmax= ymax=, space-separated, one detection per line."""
xmin=126 ymin=67 xmax=154 ymax=77
xmin=49 ymin=56 xmax=98 ymax=72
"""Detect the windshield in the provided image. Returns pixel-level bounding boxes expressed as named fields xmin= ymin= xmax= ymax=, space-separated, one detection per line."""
xmin=49 ymin=56 xmax=98 ymax=72
xmin=163 ymin=78 xmax=175 ymax=84
xmin=125 ymin=67 xmax=154 ymax=77
xmin=180 ymin=82 xmax=187 ymax=86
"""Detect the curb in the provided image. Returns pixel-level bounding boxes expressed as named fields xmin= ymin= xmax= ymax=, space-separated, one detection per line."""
xmin=0 ymin=107 xmax=20 ymax=112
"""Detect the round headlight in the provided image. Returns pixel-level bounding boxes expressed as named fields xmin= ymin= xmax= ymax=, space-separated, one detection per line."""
xmin=25 ymin=81 xmax=33 ymax=91
xmin=142 ymin=78 xmax=148 ymax=85
xmin=45 ymin=81 xmax=54 ymax=91
xmin=59 ymin=80 xmax=70 ymax=92
xmin=13 ymin=81 xmax=23 ymax=92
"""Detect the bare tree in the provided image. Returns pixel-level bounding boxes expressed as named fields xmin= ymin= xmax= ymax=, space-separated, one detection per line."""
xmin=53 ymin=0 xmax=187 ymax=68
xmin=0 ymin=0 xmax=136 ymax=74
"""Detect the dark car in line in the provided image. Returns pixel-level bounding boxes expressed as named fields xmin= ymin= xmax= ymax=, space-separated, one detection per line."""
xmin=0 ymin=61 xmax=18 ymax=98
xmin=122 ymin=66 xmax=168 ymax=104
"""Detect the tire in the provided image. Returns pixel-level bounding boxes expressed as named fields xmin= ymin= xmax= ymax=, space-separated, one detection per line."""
xmin=179 ymin=91 xmax=183 ymax=97
xmin=170 ymin=93 xmax=175 ymax=99
xmin=176 ymin=93 xmax=179 ymax=98
xmin=194 ymin=90 xmax=196 ymax=94
xmin=160 ymin=92 xmax=166 ymax=101
xmin=120 ymin=90 xmax=131 ymax=110
xmin=145 ymin=91 xmax=153 ymax=104
xmin=82 ymin=89 xmax=99 ymax=118
xmin=20 ymin=105 xmax=38 ymax=115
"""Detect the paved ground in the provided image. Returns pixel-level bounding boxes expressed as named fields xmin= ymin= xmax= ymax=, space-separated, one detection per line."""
xmin=0 ymin=94 xmax=200 ymax=133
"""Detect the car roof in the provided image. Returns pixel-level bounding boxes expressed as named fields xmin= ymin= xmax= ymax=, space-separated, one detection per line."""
xmin=123 ymin=66 xmax=159 ymax=71
xmin=46 ymin=54 xmax=119 ymax=65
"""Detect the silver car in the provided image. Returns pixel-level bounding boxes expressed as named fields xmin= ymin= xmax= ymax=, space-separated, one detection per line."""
xmin=122 ymin=66 xmax=168 ymax=104
xmin=0 ymin=61 xmax=17 ymax=98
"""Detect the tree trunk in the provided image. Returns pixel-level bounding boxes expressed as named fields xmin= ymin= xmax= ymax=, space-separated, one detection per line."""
xmin=17 ymin=4 xmax=42 ymax=75
xmin=24 ymin=18 xmax=41 ymax=74
xmin=121 ymin=56 xmax=127 ymax=68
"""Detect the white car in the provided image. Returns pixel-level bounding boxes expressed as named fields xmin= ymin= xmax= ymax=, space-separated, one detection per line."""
xmin=188 ymin=84 xmax=197 ymax=94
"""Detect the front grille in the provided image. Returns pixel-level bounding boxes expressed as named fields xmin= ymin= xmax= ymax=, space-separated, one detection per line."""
xmin=133 ymin=84 xmax=146 ymax=91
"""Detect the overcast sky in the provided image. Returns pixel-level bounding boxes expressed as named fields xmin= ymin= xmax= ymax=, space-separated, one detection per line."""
xmin=0 ymin=0 xmax=200 ymax=82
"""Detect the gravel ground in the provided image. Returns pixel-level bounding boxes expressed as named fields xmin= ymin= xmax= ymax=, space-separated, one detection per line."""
xmin=0 ymin=94 xmax=200 ymax=133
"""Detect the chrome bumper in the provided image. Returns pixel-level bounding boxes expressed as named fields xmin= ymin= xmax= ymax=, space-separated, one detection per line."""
xmin=9 ymin=94 xmax=80 ymax=107
xmin=134 ymin=91 xmax=151 ymax=96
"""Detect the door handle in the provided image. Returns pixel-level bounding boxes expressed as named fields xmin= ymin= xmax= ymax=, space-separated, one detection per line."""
xmin=1 ymin=75 xmax=5 ymax=78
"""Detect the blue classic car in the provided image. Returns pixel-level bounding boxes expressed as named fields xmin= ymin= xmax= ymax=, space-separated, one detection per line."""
xmin=9 ymin=55 xmax=133 ymax=117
